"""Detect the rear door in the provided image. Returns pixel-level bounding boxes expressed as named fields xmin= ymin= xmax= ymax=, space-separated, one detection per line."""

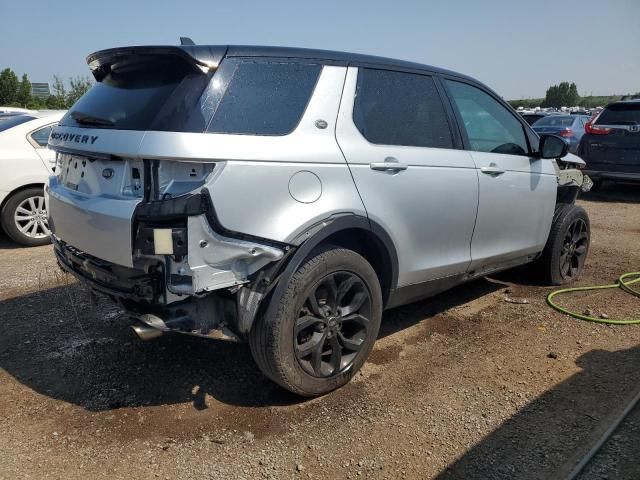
xmin=443 ymin=79 xmax=557 ymax=273
xmin=582 ymin=103 xmax=640 ymax=173
xmin=336 ymin=67 xmax=478 ymax=288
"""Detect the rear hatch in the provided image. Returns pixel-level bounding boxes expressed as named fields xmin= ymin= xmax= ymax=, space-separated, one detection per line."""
xmin=580 ymin=102 xmax=640 ymax=172
xmin=48 ymin=46 xmax=225 ymax=266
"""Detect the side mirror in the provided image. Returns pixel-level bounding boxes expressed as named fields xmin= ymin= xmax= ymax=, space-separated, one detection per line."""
xmin=538 ymin=134 xmax=569 ymax=159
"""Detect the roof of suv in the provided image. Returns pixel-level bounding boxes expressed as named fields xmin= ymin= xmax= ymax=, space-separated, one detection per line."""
xmin=608 ymin=99 xmax=640 ymax=105
xmin=224 ymin=45 xmax=469 ymax=77
xmin=87 ymin=44 xmax=477 ymax=84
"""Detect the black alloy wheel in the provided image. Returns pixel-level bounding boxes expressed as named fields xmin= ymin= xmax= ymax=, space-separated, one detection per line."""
xmin=294 ymin=271 xmax=371 ymax=378
xmin=559 ymin=217 xmax=589 ymax=281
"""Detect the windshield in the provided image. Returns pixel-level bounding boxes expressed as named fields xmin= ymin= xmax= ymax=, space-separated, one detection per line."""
xmin=596 ymin=103 xmax=640 ymax=125
xmin=533 ymin=116 xmax=574 ymax=127
xmin=0 ymin=115 xmax=35 ymax=132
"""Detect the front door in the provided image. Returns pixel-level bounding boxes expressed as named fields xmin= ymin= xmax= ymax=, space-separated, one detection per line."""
xmin=443 ymin=79 xmax=557 ymax=273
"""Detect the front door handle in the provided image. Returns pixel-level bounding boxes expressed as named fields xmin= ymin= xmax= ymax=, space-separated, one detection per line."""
xmin=480 ymin=163 xmax=505 ymax=176
xmin=370 ymin=157 xmax=408 ymax=172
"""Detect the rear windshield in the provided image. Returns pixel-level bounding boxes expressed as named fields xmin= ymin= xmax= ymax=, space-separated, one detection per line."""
xmin=596 ymin=103 xmax=640 ymax=125
xmin=59 ymin=56 xmax=321 ymax=135
xmin=0 ymin=115 xmax=35 ymax=132
xmin=533 ymin=116 xmax=574 ymax=127
xmin=60 ymin=56 xmax=211 ymax=132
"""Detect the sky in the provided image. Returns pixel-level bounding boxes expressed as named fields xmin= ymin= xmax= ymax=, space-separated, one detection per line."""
xmin=1 ymin=0 xmax=638 ymax=99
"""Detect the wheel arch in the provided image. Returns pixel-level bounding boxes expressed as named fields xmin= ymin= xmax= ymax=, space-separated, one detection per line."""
xmin=0 ymin=182 xmax=45 ymax=214
xmin=287 ymin=215 xmax=398 ymax=306
xmin=241 ymin=214 xmax=399 ymax=336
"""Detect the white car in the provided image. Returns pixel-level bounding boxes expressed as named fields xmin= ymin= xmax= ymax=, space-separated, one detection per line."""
xmin=0 ymin=111 xmax=65 ymax=246
xmin=0 ymin=107 xmax=37 ymax=115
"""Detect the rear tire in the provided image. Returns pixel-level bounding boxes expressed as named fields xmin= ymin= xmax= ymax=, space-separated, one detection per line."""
xmin=537 ymin=204 xmax=590 ymax=285
xmin=249 ymin=246 xmax=382 ymax=397
xmin=0 ymin=187 xmax=51 ymax=247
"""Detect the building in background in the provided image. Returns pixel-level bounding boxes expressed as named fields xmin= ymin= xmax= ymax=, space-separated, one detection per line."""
xmin=31 ymin=83 xmax=50 ymax=99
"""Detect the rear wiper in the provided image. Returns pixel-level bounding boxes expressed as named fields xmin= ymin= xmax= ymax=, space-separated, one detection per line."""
xmin=71 ymin=111 xmax=115 ymax=127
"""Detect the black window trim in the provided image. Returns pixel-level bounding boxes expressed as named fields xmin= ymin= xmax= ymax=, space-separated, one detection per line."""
xmin=26 ymin=122 xmax=57 ymax=149
xmin=351 ymin=66 xmax=461 ymax=150
xmin=203 ymin=56 xmax=323 ymax=137
xmin=438 ymin=74 xmax=538 ymax=157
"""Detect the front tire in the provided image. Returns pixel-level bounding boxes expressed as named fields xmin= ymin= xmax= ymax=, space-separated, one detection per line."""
xmin=537 ymin=204 xmax=590 ymax=285
xmin=249 ymin=247 xmax=382 ymax=397
xmin=1 ymin=187 xmax=51 ymax=247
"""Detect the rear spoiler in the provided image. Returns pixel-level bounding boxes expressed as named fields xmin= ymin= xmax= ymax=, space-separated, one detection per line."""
xmin=86 ymin=45 xmax=228 ymax=81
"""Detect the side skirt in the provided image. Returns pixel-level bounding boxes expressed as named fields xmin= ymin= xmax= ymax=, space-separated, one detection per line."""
xmin=386 ymin=253 xmax=538 ymax=310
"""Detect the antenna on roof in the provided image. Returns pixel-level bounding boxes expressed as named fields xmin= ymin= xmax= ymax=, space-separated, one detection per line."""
xmin=180 ymin=37 xmax=195 ymax=46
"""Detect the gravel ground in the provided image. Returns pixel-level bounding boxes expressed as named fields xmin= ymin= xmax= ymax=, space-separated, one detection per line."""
xmin=0 ymin=183 xmax=639 ymax=480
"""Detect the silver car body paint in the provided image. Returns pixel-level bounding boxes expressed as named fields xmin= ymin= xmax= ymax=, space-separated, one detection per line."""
xmin=48 ymin=171 xmax=142 ymax=267
xmin=336 ymin=67 xmax=479 ymax=287
xmin=187 ymin=214 xmax=284 ymax=292
xmin=47 ymin=55 xmax=565 ymax=307
xmin=468 ymin=150 xmax=557 ymax=272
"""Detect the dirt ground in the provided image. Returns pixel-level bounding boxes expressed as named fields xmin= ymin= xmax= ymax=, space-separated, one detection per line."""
xmin=1 ymin=183 xmax=639 ymax=480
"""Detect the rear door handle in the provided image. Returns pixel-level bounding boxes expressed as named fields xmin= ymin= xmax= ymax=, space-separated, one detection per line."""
xmin=480 ymin=164 xmax=505 ymax=176
xmin=370 ymin=157 xmax=408 ymax=172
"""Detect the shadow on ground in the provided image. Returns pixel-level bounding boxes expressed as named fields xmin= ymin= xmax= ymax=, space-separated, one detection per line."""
xmin=436 ymin=345 xmax=640 ymax=480
xmin=379 ymin=277 xmax=507 ymax=339
xmin=0 ymin=232 xmax=32 ymax=250
xmin=0 ymin=277 xmax=506 ymax=412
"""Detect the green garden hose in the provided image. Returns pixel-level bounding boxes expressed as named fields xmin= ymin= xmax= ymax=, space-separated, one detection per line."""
xmin=547 ymin=272 xmax=640 ymax=324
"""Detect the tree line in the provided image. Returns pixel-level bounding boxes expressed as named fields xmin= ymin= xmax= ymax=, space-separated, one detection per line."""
xmin=509 ymin=81 xmax=640 ymax=110
xmin=0 ymin=67 xmax=92 ymax=110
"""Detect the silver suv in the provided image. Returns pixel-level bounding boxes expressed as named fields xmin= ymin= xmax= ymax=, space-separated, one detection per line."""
xmin=47 ymin=43 xmax=591 ymax=396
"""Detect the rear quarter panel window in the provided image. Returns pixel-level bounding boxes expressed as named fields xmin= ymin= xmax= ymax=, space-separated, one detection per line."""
xmin=205 ymin=61 xmax=321 ymax=136
xmin=353 ymin=68 xmax=454 ymax=148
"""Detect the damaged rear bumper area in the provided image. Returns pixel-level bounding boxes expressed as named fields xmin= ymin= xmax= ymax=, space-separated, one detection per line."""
xmin=50 ymin=183 xmax=290 ymax=342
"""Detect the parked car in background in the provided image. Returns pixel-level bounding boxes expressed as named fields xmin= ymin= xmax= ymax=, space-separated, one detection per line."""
xmin=0 ymin=111 xmax=65 ymax=246
xmin=532 ymin=115 xmax=590 ymax=153
xmin=520 ymin=112 xmax=549 ymax=125
xmin=0 ymin=112 xmax=27 ymax=119
xmin=0 ymin=107 xmax=36 ymax=115
xmin=578 ymin=100 xmax=640 ymax=190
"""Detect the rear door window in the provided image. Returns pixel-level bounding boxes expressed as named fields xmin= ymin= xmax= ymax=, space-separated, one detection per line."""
xmin=206 ymin=61 xmax=321 ymax=136
xmin=446 ymin=80 xmax=529 ymax=156
xmin=353 ymin=68 xmax=454 ymax=148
